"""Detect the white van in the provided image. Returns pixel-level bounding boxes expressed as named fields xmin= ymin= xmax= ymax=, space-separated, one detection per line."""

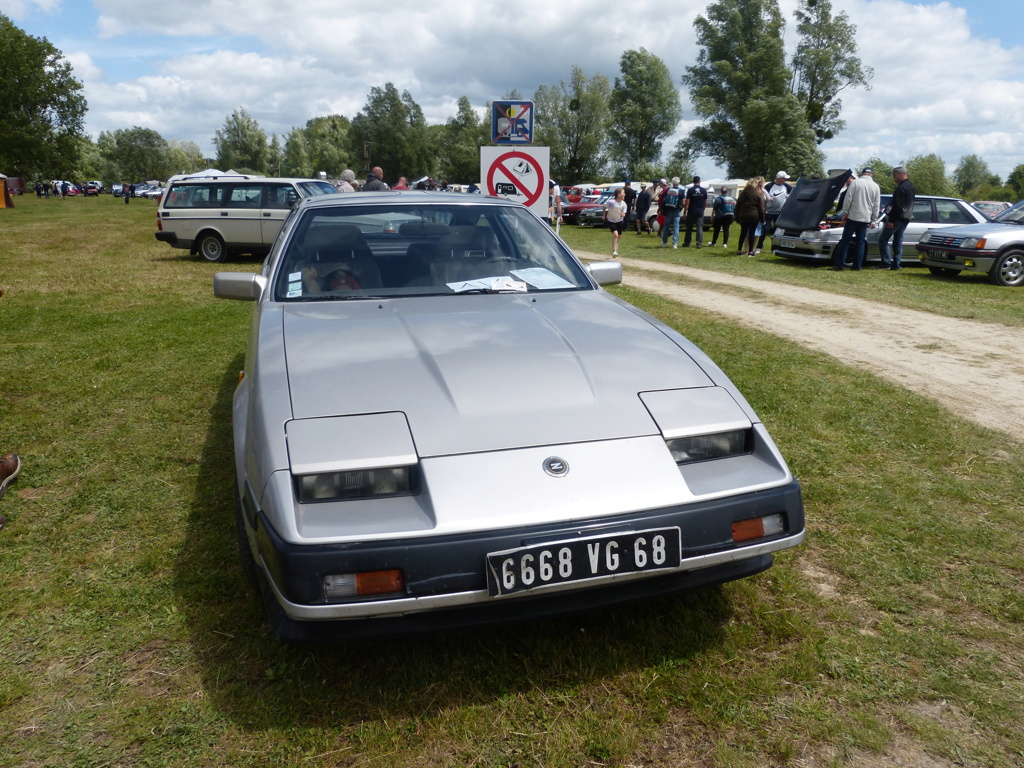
xmin=155 ymin=176 xmax=337 ymax=262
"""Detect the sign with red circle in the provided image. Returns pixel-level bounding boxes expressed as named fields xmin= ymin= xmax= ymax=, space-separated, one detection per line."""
xmin=481 ymin=146 xmax=550 ymax=218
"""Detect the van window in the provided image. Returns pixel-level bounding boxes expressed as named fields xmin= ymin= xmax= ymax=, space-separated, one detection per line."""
xmin=296 ymin=181 xmax=338 ymax=197
xmin=226 ymin=183 xmax=264 ymax=208
xmin=266 ymin=183 xmax=299 ymax=209
xmin=164 ymin=183 xmax=224 ymax=208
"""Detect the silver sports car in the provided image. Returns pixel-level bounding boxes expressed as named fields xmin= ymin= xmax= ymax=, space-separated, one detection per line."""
xmin=214 ymin=191 xmax=804 ymax=640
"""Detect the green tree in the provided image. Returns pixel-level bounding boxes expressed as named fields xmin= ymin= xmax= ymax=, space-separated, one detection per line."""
xmin=665 ymin=140 xmax=697 ymax=182
xmin=304 ymin=115 xmax=351 ymax=177
xmin=534 ymin=67 xmax=612 ymax=184
xmin=166 ymin=140 xmax=205 ymax=176
xmin=99 ymin=127 xmax=170 ymax=182
xmin=348 ymin=83 xmax=430 ymax=181
xmin=213 ymin=109 xmax=268 ymax=172
xmin=790 ymin=0 xmax=872 ymax=143
xmin=607 ymin=49 xmax=682 ymax=177
xmin=283 ymin=128 xmax=312 ymax=178
xmin=1007 ymin=164 xmax=1024 ymax=198
xmin=0 ymin=13 xmax=87 ymax=177
xmin=267 ymin=135 xmax=284 ymax=177
xmin=953 ymin=154 xmax=995 ymax=196
xmin=437 ymin=96 xmax=487 ymax=183
xmin=682 ymin=0 xmax=823 ymax=178
xmin=904 ymin=154 xmax=954 ymax=197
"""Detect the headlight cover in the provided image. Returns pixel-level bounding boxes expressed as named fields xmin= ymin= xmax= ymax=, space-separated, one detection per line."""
xmin=297 ymin=466 xmax=418 ymax=502
xmin=666 ymin=429 xmax=751 ymax=464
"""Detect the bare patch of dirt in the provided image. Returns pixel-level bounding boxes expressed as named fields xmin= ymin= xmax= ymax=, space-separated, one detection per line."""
xmin=592 ymin=255 xmax=1024 ymax=442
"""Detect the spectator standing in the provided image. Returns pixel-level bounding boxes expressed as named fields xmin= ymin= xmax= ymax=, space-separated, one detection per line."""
xmin=756 ymin=171 xmax=793 ymax=253
xmin=362 ymin=167 xmax=389 ymax=192
xmin=710 ymin=186 xmax=736 ymax=248
xmin=393 ymin=176 xmax=410 ymax=190
xmin=832 ymin=167 xmax=881 ymax=271
xmin=336 ymin=170 xmax=357 ymax=192
xmin=634 ymin=183 xmax=652 ymax=234
xmin=877 ymin=165 xmax=916 ymax=271
xmin=734 ymin=177 xmax=766 ymax=257
xmin=603 ymin=187 xmax=628 ymax=257
xmin=682 ymin=176 xmax=709 ymax=248
xmin=123 ymin=182 xmax=130 ymax=205
xmin=659 ymin=177 xmax=684 ymax=248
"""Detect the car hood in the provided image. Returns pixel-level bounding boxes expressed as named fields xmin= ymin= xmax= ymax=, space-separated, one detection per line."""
xmin=923 ymin=221 xmax=1021 ymax=238
xmin=281 ymin=291 xmax=715 ymax=457
xmin=774 ymin=172 xmax=853 ymax=232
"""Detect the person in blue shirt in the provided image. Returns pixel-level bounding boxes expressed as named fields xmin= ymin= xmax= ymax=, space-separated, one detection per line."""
xmin=682 ymin=176 xmax=709 ymax=248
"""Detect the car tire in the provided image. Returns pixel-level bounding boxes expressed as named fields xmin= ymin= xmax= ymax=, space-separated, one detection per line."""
xmin=988 ymin=250 xmax=1024 ymax=287
xmin=197 ymin=232 xmax=228 ymax=263
xmin=927 ymin=266 xmax=961 ymax=277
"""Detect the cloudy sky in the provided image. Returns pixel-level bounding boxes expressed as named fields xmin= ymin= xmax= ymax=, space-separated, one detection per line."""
xmin=3 ymin=0 xmax=1022 ymax=182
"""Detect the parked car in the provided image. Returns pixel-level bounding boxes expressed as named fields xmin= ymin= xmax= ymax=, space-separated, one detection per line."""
xmin=139 ymin=185 xmax=164 ymax=200
xmin=916 ymin=199 xmax=1024 ymax=286
xmin=112 ymin=183 xmax=124 ymax=197
xmin=156 ymin=176 xmax=337 ymax=262
xmin=564 ymin=191 xmax=613 ymax=224
xmin=85 ymin=181 xmax=105 ymax=196
xmin=577 ymin=203 xmax=608 ymax=227
xmin=212 ymin=191 xmax=805 ymax=640
xmin=771 ymin=173 xmax=988 ymax=265
xmin=972 ymin=200 xmax=1012 ymax=217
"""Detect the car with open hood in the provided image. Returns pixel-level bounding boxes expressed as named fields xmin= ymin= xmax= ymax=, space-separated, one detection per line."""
xmin=213 ymin=191 xmax=805 ymax=640
xmin=916 ymin=198 xmax=1024 ymax=286
xmin=771 ymin=173 xmax=987 ymax=264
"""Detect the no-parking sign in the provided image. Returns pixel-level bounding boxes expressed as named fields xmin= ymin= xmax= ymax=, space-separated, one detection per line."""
xmin=481 ymin=146 xmax=550 ymax=219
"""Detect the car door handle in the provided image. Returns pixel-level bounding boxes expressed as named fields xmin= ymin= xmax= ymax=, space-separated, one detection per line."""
xmin=221 ymin=211 xmax=228 ymax=216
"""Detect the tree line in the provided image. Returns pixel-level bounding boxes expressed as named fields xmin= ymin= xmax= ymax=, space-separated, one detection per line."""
xmin=2 ymin=3 xmax=1022 ymax=202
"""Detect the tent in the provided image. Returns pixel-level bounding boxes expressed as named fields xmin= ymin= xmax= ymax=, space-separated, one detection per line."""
xmin=0 ymin=174 xmax=14 ymax=208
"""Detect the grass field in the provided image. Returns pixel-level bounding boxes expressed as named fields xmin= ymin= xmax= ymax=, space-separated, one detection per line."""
xmin=2 ymin=195 xmax=1023 ymax=767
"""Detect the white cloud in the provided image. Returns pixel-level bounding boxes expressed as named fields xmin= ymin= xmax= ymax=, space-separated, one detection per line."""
xmin=58 ymin=0 xmax=1024 ymax=180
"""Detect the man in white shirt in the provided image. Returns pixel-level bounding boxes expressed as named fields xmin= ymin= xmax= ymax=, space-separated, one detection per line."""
xmin=832 ymin=167 xmax=881 ymax=271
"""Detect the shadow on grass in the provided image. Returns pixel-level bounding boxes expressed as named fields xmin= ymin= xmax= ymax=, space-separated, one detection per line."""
xmin=174 ymin=357 xmax=733 ymax=730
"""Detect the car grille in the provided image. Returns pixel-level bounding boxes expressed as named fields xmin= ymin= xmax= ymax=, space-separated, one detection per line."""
xmin=923 ymin=234 xmax=969 ymax=248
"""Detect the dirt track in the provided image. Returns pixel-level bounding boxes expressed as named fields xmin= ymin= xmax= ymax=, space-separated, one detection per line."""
xmin=580 ymin=252 xmax=1024 ymax=442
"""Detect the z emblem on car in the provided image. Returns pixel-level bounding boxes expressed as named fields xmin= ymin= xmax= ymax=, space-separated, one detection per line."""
xmin=543 ymin=457 xmax=569 ymax=477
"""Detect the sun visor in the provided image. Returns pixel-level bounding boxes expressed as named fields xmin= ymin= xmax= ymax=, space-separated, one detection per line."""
xmin=286 ymin=412 xmax=417 ymax=475
xmin=640 ymin=388 xmax=752 ymax=439
xmin=774 ymin=171 xmax=853 ymax=232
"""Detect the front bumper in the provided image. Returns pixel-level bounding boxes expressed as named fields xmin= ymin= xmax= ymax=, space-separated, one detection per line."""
xmin=917 ymin=246 xmax=997 ymax=274
xmin=244 ymin=479 xmax=804 ymax=638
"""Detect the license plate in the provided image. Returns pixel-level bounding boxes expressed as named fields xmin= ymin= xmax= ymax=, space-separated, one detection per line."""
xmin=486 ymin=527 xmax=682 ymax=597
xmin=776 ymin=239 xmax=796 ymax=249
xmin=928 ymin=249 xmax=952 ymax=260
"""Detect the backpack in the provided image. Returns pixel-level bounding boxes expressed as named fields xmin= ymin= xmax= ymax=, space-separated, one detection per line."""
xmin=662 ymin=186 xmax=681 ymax=209
xmin=717 ymin=195 xmax=736 ymax=215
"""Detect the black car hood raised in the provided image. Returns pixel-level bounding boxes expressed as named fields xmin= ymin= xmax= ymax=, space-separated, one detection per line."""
xmin=774 ymin=171 xmax=853 ymax=231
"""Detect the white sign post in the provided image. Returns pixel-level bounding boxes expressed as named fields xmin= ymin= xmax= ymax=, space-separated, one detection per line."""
xmin=481 ymin=146 xmax=550 ymax=219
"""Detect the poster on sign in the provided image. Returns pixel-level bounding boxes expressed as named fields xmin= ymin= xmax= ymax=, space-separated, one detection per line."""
xmin=480 ymin=146 xmax=550 ymax=220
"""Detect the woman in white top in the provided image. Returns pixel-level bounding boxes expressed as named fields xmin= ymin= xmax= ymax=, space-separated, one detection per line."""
xmin=603 ymin=187 xmax=628 ymax=256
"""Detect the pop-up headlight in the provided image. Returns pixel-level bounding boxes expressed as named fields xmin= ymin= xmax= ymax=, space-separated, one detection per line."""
xmin=665 ymin=429 xmax=751 ymax=464
xmin=297 ymin=466 xmax=416 ymax=502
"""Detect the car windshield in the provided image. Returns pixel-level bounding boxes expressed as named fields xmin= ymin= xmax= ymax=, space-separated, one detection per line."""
xmin=993 ymin=200 xmax=1024 ymax=225
xmin=273 ymin=201 xmax=594 ymax=301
